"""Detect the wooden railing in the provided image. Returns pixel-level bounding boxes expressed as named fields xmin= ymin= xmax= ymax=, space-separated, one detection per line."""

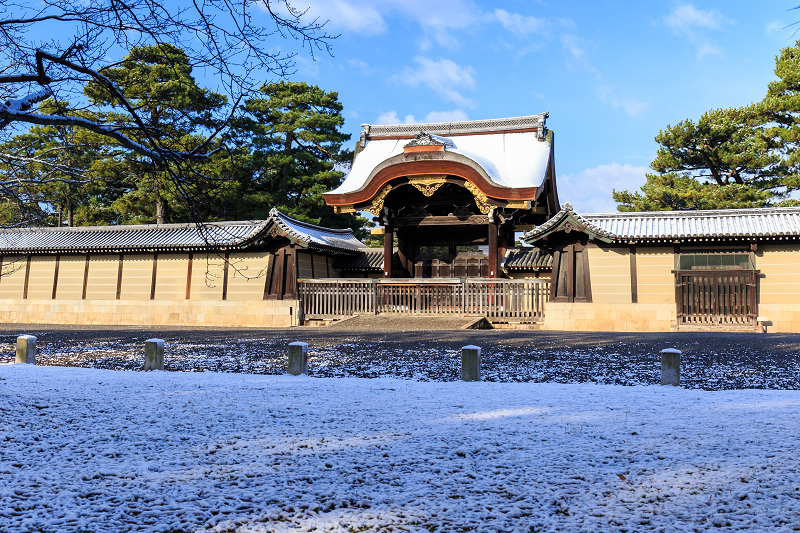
xmin=298 ymin=278 xmax=550 ymax=320
xmin=675 ymin=270 xmax=757 ymax=325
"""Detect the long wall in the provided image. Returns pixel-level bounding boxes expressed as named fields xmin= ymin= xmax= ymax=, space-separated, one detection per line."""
xmin=543 ymin=241 xmax=800 ymax=333
xmin=0 ymin=251 xmax=300 ymax=327
xmin=756 ymin=243 xmax=800 ymax=333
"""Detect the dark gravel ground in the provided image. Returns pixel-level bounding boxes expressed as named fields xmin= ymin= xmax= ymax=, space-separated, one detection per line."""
xmin=1 ymin=321 xmax=799 ymax=390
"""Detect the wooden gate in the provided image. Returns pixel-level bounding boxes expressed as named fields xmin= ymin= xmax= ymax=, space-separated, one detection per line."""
xmin=675 ymin=270 xmax=757 ymax=325
xmin=299 ymin=278 xmax=549 ymax=320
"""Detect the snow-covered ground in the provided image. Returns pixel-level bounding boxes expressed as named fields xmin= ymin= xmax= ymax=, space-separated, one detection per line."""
xmin=2 ymin=331 xmax=800 ymax=389
xmin=3 ymin=363 xmax=800 ymax=532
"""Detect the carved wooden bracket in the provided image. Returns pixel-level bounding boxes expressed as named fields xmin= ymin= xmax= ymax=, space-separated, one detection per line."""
xmin=365 ymin=183 xmax=394 ymax=216
xmin=463 ymin=181 xmax=493 ymax=214
xmin=408 ymin=174 xmax=447 ymax=197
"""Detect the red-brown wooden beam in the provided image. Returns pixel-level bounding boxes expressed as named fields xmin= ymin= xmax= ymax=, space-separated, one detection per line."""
xmin=324 ymin=159 xmax=539 ymax=206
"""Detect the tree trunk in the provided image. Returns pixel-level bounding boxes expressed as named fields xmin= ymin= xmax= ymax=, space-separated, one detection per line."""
xmin=279 ymin=131 xmax=294 ymax=205
xmin=67 ymin=203 xmax=74 ymax=227
xmin=154 ymin=163 xmax=165 ymax=224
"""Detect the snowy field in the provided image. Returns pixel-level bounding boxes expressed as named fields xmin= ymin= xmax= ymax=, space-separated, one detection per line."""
xmin=3 ymin=363 xmax=800 ymax=532
xmin=2 ymin=329 xmax=800 ymax=390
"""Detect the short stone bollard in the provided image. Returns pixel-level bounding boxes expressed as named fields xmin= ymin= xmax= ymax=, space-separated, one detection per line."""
xmin=461 ymin=345 xmax=481 ymax=382
xmin=660 ymin=348 xmax=681 ymax=386
xmin=143 ymin=338 xmax=165 ymax=371
xmin=288 ymin=342 xmax=309 ymax=375
xmin=15 ymin=335 xmax=37 ymax=364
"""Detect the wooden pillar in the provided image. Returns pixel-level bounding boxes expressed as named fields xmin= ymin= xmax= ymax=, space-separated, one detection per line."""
xmin=488 ymin=221 xmax=498 ymax=278
xmin=286 ymin=245 xmax=298 ymax=299
xmin=383 ymin=225 xmax=393 ymax=278
xmin=497 ymin=225 xmax=513 ymax=279
xmin=397 ymin=229 xmax=414 ymax=278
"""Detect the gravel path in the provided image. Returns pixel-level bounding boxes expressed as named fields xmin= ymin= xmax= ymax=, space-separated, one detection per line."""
xmin=1 ymin=323 xmax=799 ymax=390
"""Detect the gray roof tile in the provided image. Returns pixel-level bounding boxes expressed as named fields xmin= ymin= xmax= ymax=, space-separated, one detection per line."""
xmin=0 ymin=210 xmax=363 ymax=254
xmin=524 ymin=204 xmax=800 ymax=243
xmin=503 ymin=248 xmax=553 ymax=270
xmin=332 ymin=249 xmax=384 ymax=271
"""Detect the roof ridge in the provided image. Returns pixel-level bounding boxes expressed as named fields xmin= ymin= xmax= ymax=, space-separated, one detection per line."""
xmin=0 ymin=220 xmax=266 ymax=234
xmin=361 ymin=113 xmax=549 ymax=138
xmin=584 ymin=206 xmax=800 ymax=219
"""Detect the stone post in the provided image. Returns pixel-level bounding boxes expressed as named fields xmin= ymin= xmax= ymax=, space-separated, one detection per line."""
xmin=143 ymin=338 xmax=165 ymax=371
xmin=660 ymin=348 xmax=681 ymax=386
xmin=461 ymin=345 xmax=481 ymax=382
xmin=288 ymin=342 xmax=309 ymax=375
xmin=15 ymin=335 xmax=37 ymax=364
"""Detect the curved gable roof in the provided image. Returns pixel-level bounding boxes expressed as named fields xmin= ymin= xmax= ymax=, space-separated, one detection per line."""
xmin=325 ymin=114 xmax=552 ymax=206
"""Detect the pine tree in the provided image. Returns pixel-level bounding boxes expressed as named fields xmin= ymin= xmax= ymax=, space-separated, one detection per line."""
xmin=84 ymin=44 xmax=227 ymax=224
xmin=613 ymin=104 xmax=783 ymax=211
xmin=238 ymin=81 xmax=366 ymax=235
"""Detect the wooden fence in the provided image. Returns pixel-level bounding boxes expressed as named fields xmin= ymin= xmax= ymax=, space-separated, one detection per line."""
xmin=675 ymin=270 xmax=757 ymax=325
xmin=298 ymin=278 xmax=550 ymax=320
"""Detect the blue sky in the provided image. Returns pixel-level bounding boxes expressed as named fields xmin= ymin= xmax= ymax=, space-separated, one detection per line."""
xmin=276 ymin=1 xmax=799 ymax=213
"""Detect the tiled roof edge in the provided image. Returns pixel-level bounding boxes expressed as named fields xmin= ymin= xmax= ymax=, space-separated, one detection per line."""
xmin=361 ymin=113 xmax=548 ymax=138
xmin=583 ymin=206 xmax=800 ymax=219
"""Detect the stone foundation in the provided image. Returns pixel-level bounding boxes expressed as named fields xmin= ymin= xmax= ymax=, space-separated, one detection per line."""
xmin=543 ymin=302 xmax=675 ymax=332
xmin=0 ymin=298 xmax=299 ymax=328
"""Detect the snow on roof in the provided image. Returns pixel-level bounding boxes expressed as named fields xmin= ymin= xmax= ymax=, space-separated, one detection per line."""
xmin=524 ymin=204 xmax=800 ymax=243
xmin=0 ymin=210 xmax=363 ymax=254
xmin=329 ymin=114 xmax=552 ymax=196
xmin=267 ymin=208 xmax=364 ymax=253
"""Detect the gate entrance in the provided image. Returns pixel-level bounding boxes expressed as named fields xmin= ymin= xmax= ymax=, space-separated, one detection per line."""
xmin=675 ymin=269 xmax=757 ymax=326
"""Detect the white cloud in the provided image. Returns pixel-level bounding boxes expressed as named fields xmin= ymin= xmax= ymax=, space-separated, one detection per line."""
xmin=374 ymin=109 xmax=469 ymax=125
xmin=374 ymin=111 xmax=413 ymax=125
xmin=557 ymin=164 xmax=648 ymax=214
xmin=493 ymin=9 xmax=546 ymax=37
xmin=559 ymin=36 xmax=648 ymax=118
xmin=287 ymin=0 xmax=388 ymax=35
xmin=663 ymin=4 xmax=732 ymax=60
xmin=598 ymin=86 xmax=649 ymax=118
xmin=560 ymin=34 xmax=597 ymax=75
xmin=290 ymin=0 xmax=480 ymax=45
xmin=422 ymin=109 xmax=470 ymax=123
xmin=664 ymin=3 xmax=728 ymax=32
xmin=398 ymin=57 xmax=477 ymax=108
xmin=347 ymin=58 xmax=371 ymax=75
xmin=766 ymin=21 xmax=784 ymax=35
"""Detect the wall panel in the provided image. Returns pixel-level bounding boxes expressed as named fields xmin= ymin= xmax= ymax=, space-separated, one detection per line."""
xmin=56 ymin=255 xmax=86 ymax=300
xmin=190 ymin=253 xmax=225 ymax=300
xmin=26 ymin=256 xmax=57 ymax=300
xmin=757 ymin=244 xmax=800 ymax=305
xmin=85 ymin=255 xmax=120 ymax=300
xmin=0 ymin=256 xmax=27 ymax=299
xmin=119 ymin=254 xmax=155 ymax=300
xmin=587 ymin=246 xmax=631 ymax=304
xmin=226 ymin=252 xmax=271 ymax=301
xmin=154 ymin=253 xmax=189 ymax=300
xmin=636 ymin=247 xmax=674 ymax=304
xmin=297 ymin=252 xmax=313 ymax=279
